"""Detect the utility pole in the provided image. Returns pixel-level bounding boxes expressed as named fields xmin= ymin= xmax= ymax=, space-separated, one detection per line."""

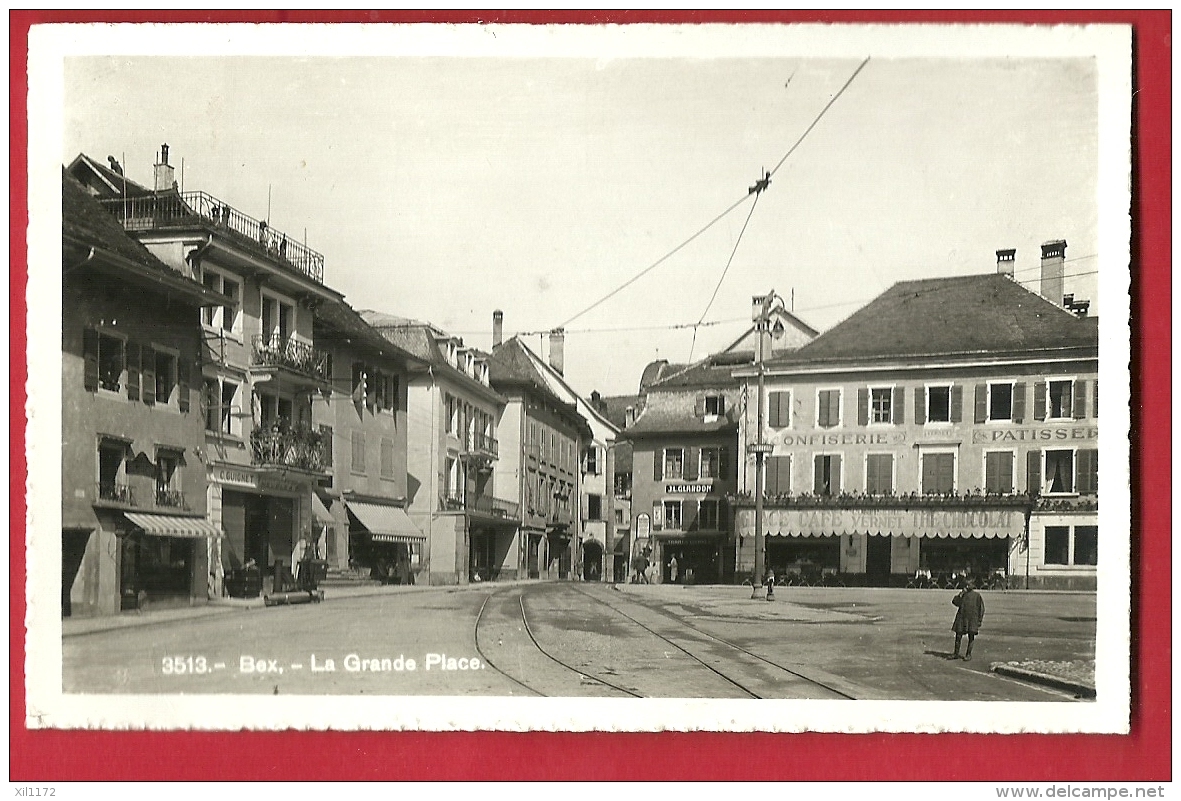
xmin=748 ymin=291 xmax=781 ymax=600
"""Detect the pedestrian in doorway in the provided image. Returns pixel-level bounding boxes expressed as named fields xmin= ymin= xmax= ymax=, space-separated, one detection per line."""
xmin=951 ymin=579 xmax=986 ymax=660
xmin=669 ymin=554 xmax=679 ymax=584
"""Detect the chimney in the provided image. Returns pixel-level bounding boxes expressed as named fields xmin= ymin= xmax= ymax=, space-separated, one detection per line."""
xmin=549 ymin=328 xmax=565 ymax=376
xmin=154 ymin=143 xmax=175 ymax=192
xmin=1040 ymin=240 xmax=1066 ymax=307
xmin=492 ymin=310 xmax=503 ymax=348
xmin=996 ymin=248 xmax=1016 ymax=277
xmin=625 ymin=405 xmax=636 ymax=427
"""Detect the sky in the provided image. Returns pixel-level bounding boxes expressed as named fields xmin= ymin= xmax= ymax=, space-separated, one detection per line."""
xmin=61 ymin=31 xmax=1104 ymax=398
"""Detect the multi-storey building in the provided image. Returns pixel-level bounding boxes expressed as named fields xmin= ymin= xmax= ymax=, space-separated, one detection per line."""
xmin=363 ymin=312 xmax=513 ymax=585
xmin=71 ymin=146 xmax=341 ymax=597
xmin=62 ymin=171 xmax=228 ymax=616
xmin=733 ymin=251 xmax=1099 ymax=589
xmin=591 ymin=391 xmax=638 ymax=582
xmin=312 ymin=300 xmax=426 ymax=581
xmin=489 ymin=335 xmax=592 ymax=581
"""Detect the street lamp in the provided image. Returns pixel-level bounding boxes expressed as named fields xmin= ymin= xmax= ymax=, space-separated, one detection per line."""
xmin=748 ymin=291 xmax=786 ymax=600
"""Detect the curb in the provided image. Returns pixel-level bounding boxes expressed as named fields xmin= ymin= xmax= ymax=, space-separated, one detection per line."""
xmin=990 ymin=663 xmax=1096 ymax=698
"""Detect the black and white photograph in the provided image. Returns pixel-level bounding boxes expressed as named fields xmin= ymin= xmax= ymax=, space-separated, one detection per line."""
xmin=27 ymin=22 xmax=1131 ymax=733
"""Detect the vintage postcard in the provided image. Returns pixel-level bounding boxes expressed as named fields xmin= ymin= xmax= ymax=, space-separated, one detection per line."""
xmin=25 ymin=21 xmax=1131 ymax=733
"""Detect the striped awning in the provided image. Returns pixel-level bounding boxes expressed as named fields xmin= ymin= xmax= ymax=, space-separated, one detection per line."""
xmin=312 ymin=493 xmax=334 ymax=524
xmin=124 ymin=512 xmax=223 ymax=539
xmin=346 ymin=500 xmax=424 ymax=544
xmin=742 ymin=508 xmax=1024 ymax=540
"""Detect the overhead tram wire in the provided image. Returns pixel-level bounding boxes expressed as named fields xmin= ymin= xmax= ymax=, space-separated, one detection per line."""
xmin=689 ymin=191 xmax=763 ymax=363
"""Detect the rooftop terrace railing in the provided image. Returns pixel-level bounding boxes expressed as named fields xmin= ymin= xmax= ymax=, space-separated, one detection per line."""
xmin=99 ymin=191 xmax=324 ymax=284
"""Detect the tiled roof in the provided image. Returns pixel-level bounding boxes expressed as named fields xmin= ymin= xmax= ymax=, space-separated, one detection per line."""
xmin=623 ymin=388 xmax=741 ymax=438
xmin=62 ymin=170 xmax=179 ymax=277
xmin=314 ymin=299 xmax=424 ymax=368
xmin=67 ymin=154 xmax=153 ymax=199
xmin=775 ymin=273 xmax=1098 ymax=365
xmin=645 ymin=357 xmax=746 ymax=390
xmin=597 ymin=394 xmax=641 ymax=429
xmin=490 ymin=338 xmax=592 ymax=437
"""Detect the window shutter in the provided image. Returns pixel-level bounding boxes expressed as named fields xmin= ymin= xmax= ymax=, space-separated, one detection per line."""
xmin=1092 ymin=379 xmax=1098 ymax=418
xmin=716 ymin=396 xmax=726 ymax=415
xmin=1073 ymin=380 xmax=1087 ymax=419
xmin=718 ymin=446 xmax=730 ymax=480
xmin=985 ymin=453 xmax=999 ymax=493
xmin=813 ymin=456 xmax=825 ymax=495
xmin=653 ymin=449 xmax=663 ymax=481
xmin=893 ymin=386 xmax=904 ymax=425
xmin=764 ymin=456 xmax=778 ymax=495
xmin=694 ymin=396 xmax=705 ymax=417
xmin=1000 ymin=452 xmax=1014 ymax=494
xmin=82 ymin=328 xmax=99 ymax=392
xmin=974 ymin=384 xmax=987 ymax=423
xmin=768 ymin=392 xmax=781 ymax=428
xmin=914 ymin=387 xmax=926 ymax=425
xmin=652 ymin=500 xmax=663 ymax=531
xmin=685 ymin=447 xmax=700 ymax=481
xmin=1012 ymin=382 xmax=1027 ymax=423
xmin=682 ymin=499 xmax=699 ymax=531
xmin=1033 ymin=381 xmax=1047 ymax=421
xmin=857 ymin=388 xmax=869 ymax=426
xmin=1076 ymin=448 xmax=1098 ymax=494
xmin=950 ymin=385 xmax=963 ymax=423
xmin=922 ymin=455 xmax=937 ymax=494
xmin=1026 ymin=450 xmax=1042 ymax=495
xmin=141 ymin=346 xmax=156 ymax=405
xmin=779 ymin=391 xmax=792 ymax=428
xmin=178 ymin=359 xmax=191 ymax=413
xmin=375 ymin=371 xmax=385 ymax=410
xmin=831 ymin=454 xmax=842 ymax=493
xmin=940 ymin=454 xmax=955 ymax=492
xmin=820 ymin=391 xmax=833 ymax=427
xmin=126 ymin=342 xmax=141 ymax=401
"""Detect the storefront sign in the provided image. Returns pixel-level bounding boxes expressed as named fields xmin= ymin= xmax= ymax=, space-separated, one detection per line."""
xmin=971 ymin=426 xmax=1098 ymax=444
xmin=737 ymin=507 xmax=1024 ymax=539
xmin=665 ymin=483 xmax=714 ymax=494
xmin=212 ymin=466 xmax=302 ymax=495
xmin=773 ymin=431 xmax=904 ymax=448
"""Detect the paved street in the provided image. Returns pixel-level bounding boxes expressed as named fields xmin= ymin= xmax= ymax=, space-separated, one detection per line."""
xmin=63 ymin=583 xmax=1096 ymax=701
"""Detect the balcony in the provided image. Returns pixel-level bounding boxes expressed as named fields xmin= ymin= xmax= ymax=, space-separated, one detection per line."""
xmin=251 ymin=334 xmax=330 ymax=385
xmin=465 ymin=431 xmax=499 ymax=460
xmin=99 ymin=191 xmax=325 ymax=284
xmin=96 ymin=481 xmax=136 ymax=507
xmin=154 ymin=488 xmax=187 ymax=510
xmin=251 ymin=422 xmax=331 ymax=474
xmin=466 ymin=493 xmax=521 ymax=521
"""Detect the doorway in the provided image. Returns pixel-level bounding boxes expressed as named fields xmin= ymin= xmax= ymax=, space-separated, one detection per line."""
xmin=866 ymin=536 xmax=892 ymax=585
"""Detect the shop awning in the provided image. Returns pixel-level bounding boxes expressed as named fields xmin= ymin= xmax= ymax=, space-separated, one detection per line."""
xmin=346 ymin=500 xmax=424 ymax=544
xmin=124 ymin=512 xmax=223 ymax=539
xmin=740 ymin=507 xmax=1024 ymax=540
xmin=312 ymin=493 xmax=334 ymax=525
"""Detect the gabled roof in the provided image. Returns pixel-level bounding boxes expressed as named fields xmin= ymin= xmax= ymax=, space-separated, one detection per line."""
xmin=489 ymin=338 xmax=592 ymax=438
xmin=773 ymin=273 xmax=1098 ymax=365
xmin=644 ymin=356 xmax=746 ymax=390
xmin=621 ymin=388 xmax=741 ymax=438
xmin=596 ymin=394 xmax=641 ymax=429
xmin=313 ymin=299 xmax=427 ymax=371
xmin=68 ymin=153 xmax=153 ymax=199
xmin=515 ymin=345 xmax=620 ymax=437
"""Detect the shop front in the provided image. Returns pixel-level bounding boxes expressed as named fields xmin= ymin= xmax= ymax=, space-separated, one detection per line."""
xmin=345 ymin=498 xmax=425 ymax=584
xmin=544 ymin=524 xmax=572 ymax=579
xmin=654 ymin=535 xmax=723 ymax=584
xmin=118 ymin=512 xmax=220 ymax=610
xmin=469 ymin=518 xmax=519 ymax=582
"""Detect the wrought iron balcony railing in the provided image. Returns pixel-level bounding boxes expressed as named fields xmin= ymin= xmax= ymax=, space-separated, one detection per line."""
xmin=251 ymin=333 xmax=330 ymax=383
xmin=155 ymin=488 xmax=187 ymax=509
xmin=99 ymin=191 xmax=325 ymax=284
xmin=96 ymin=481 xmax=135 ymax=506
xmin=466 ymin=493 xmax=520 ymax=519
xmin=466 ymin=432 xmax=499 ymax=459
xmin=251 ymin=423 xmax=331 ymax=473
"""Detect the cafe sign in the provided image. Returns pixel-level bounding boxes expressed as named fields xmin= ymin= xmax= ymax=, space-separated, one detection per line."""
xmin=736 ymin=507 xmax=1024 ymax=540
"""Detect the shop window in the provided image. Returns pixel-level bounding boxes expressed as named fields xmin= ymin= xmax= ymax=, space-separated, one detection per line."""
xmin=352 ymin=431 xmax=366 ymax=474
xmin=97 ymin=438 xmax=129 ymax=503
xmin=817 ymin=389 xmax=841 ymax=428
xmin=664 ymin=448 xmax=684 ymax=480
xmin=663 ymin=500 xmax=682 ymax=530
xmin=380 ymin=438 xmax=395 ymax=479
xmin=865 ymin=454 xmax=893 ymax=495
xmin=1044 ymin=526 xmax=1071 ymax=565
xmin=927 ymin=386 xmax=951 ymax=423
xmin=870 ymin=388 xmax=892 ymax=424
xmin=813 ymin=454 xmax=841 ymax=496
xmin=989 ymin=383 xmax=1013 ymax=421
xmin=1074 ymin=526 xmax=1098 ymax=566
xmin=1044 ymin=450 xmax=1075 ymax=494
xmin=984 ymin=451 xmax=1015 ymax=494
xmin=587 ymin=494 xmax=602 ymax=521
xmin=921 ymin=452 xmax=955 ymax=494
xmin=700 ymin=447 xmax=721 ymax=479
xmin=155 ymin=450 xmax=183 ymax=508
xmin=1048 ymin=380 xmax=1073 ymax=419
xmin=698 ymin=500 xmax=719 ymax=530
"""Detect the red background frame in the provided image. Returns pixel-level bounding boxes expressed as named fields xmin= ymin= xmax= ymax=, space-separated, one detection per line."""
xmin=10 ymin=9 xmax=1170 ymax=781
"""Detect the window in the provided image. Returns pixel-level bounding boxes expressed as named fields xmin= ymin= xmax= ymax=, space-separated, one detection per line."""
xmin=201 ymin=269 xmax=240 ymax=333
xmin=700 ymin=447 xmax=721 ymax=479
xmin=1044 ymin=525 xmax=1098 ymax=567
xmin=664 ymin=447 xmax=684 ymax=480
xmin=768 ymin=390 xmax=792 ymax=428
xmin=984 ymin=451 xmax=1015 ymax=494
xmin=989 ymin=383 xmax=1013 ymax=422
xmin=1074 ymin=526 xmax=1098 ymax=566
xmin=1044 ymin=450 xmax=1075 ymax=494
xmin=204 ymin=379 xmax=219 ymax=432
xmin=154 ymin=349 xmax=177 ymax=406
xmin=865 ymin=454 xmax=893 ymax=495
xmin=351 ymin=431 xmax=366 ymax=474
xmin=97 ymin=331 xmax=124 ymax=392
xmin=1044 ymin=526 xmax=1070 ymax=565
xmin=380 ymin=438 xmax=395 ymax=479
xmin=813 ymin=455 xmax=841 ymax=496
xmin=97 ymin=438 xmax=129 ymax=502
xmin=261 ymin=294 xmax=293 ymax=343
xmin=663 ymin=500 xmax=682 ymax=530
xmin=614 ymin=508 xmax=624 ymax=525
xmin=817 ymin=389 xmax=841 ymax=428
xmin=870 ymin=388 xmax=892 ymax=424
xmin=1076 ymin=449 xmax=1098 ymax=494
xmin=587 ymin=494 xmax=602 ymax=521
xmin=220 ymin=380 xmax=239 ymax=436
xmin=704 ymin=394 xmax=725 ymax=416
xmin=765 ymin=455 xmax=791 ymax=495
xmin=445 ymin=394 xmax=456 ymax=434
xmin=1048 ymin=380 xmax=1073 ymax=419
xmin=155 ymin=450 xmax=182 ymax=508
xmin=921 ymin=452 xmax=955 ymax=494
xmin=583 ymin=446 xmax=600 ymax=475
xmin=927 ymin=386 xmax=951 ymax=423
xmin=698 ymin=500 xmax=719 ymax=530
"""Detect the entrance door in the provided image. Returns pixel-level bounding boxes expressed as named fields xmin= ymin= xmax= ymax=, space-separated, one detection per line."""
xmin=582 ymin=540 xmax=603 ymax=581
xmin=527 ymin=534 xmax=540 ymax=579
xmin=62 ymin=529 xmax=90 ymax=617
xmin=244 ymin=494 xmax=270 ymax=571
xmin=866 ymin=536 xmax=892 ymax=585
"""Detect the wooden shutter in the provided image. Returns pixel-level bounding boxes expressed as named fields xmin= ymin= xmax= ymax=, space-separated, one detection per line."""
xmin=694 ymin=396 xmax=706 ymax=417
xmin=652 ymin=500 xmax=663 ymax=531
xmin=653 ymin=449 xmax=663 ymax=481
xmin=857 ymin=388 xmax=869 ymax=426
xmin=1033 ymin=381 xmax=1047 ymax=421
xmin=82 ymin=328 xmax=99 ymax=392
xmin=178 ymin=359 xmax=191 ymax=413
xmin=778 ymin=391 xmax=792 ymax=428
xmin=914 ymin=386 xmax=926 ymax=425
xmin=940 ymin=454 xmax=955 ymax=492
xmin=950 ymin=385 xmax=963 ymax=423
xmin=718 ymin=446 xmax=730 ymax=480
xmin=126 ymin=343 xmax=141 ymax=401
xmin=893 ymin=386 xmax=904 ymax=425
xmin=830 ymin=454 xmax=842 ymax=493
xmin=765 ymin=457 xmax=779 ymax=495
xmin=1012 ymin=382 xmax=1027 ymax=423
xmin=1026 ymin=450 xmax=1042 ymax=495
xmin=1092 ymin=379 xmax=1098 ymax=417
xmin=768 ymin=392 xmax=781 ymax=428
xmin=1073 ymin=380 xmax=1087 ymax=419
xmin=682 ymin=499 xmax=699 ymax=531
xmin=141 ymin=346 xmax=156 ymax=405
xmin=716 ymin=396 xmax=726 ymax=415
xmin=922 ymin=455 xmax=937 ymax=493
xmin=685 ymin=447 xmax=700 ymax=481
xmin=974 ymin=384 xmax=987 ymax=423
xmin=813 ymin=456 xmax=825 ymax=495
xmin=1076 ymin=449 xmax=1098 ymax=494
xmin=999 ymin=452 xmax=1014 ymax=494
xmin=375 ymin=371 xmax=385 ymax=410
